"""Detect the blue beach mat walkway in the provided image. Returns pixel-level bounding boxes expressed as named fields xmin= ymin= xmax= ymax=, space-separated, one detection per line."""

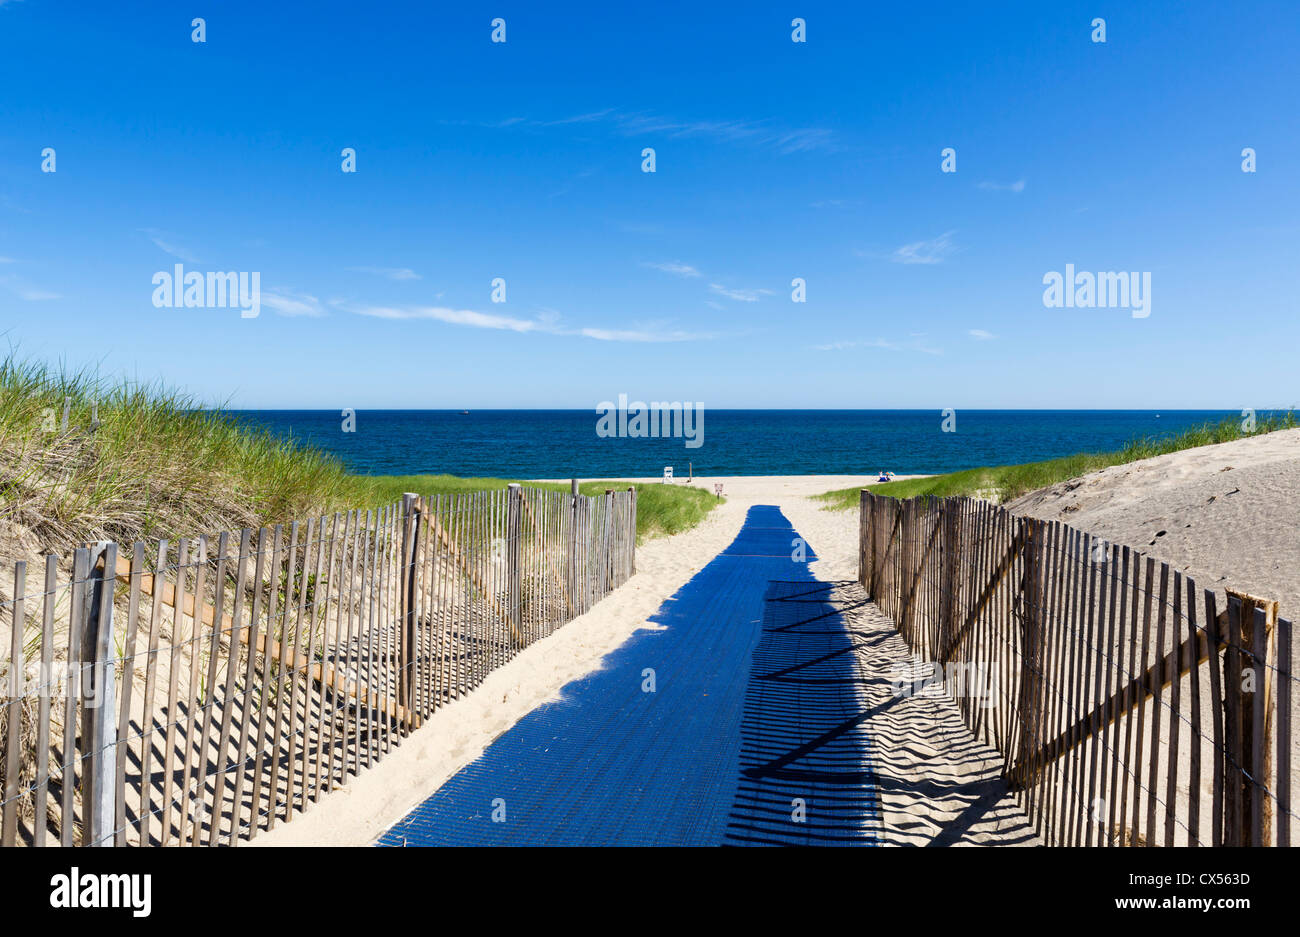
xmin=377 ymin=505 xmax=880 ymax=846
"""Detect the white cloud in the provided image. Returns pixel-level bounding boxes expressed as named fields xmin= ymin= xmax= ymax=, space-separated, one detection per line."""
xmin=347 ymin=266 xmax=421 ymax=281
xmin=812 ymin=337 xmax=943 ymax=356
xmin=812 ymin=338 xmax=899 ymax=352
xmin=15 ymin=286 xmax=61 ymax=301
xmin=141 ymin=229 xmax=201 ymax=263
xmin=615 ymin=113 xmax=836 ymax=154
xmin=642 ymin=260 xmax=769 ymax=305
xmin=0 ymin=256 xmax=16 ymax=264
xmin=968 ymin=329 xmax=995 ymax=340
xmin=580 ymin=326 xmax=710 ymax=343
xmin=489 ymin=109 xmax=615 ymax=129
xmin=978 ymin=179 xmax=1026 ymax=193
xmin=0 ymin=275 xmax=60 ymax=301
xmin=480 ymin=108 xmax=837 ymax=155
xmin=709 ymin=283 xmax=773 ymax=302
xmin=344 ymin=304 xmax=547 ymax=333
xmin=263 ymin=289 xmax=325 ymax=317
xmin=891 ymin=231 xmax=957 ymax=265
xmin=642 ymin=260 xmax=702 ymax=278
xmin=334 ymin=299 xmax=714 ymax=343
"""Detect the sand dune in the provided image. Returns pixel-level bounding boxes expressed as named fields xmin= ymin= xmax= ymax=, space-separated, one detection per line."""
xmin=1006 ymin=428 xmax=1300 ymax=619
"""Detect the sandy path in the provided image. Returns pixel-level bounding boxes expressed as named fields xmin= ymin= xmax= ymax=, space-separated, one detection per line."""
xmin=257 ymin=474 xmax=1032 ymax=846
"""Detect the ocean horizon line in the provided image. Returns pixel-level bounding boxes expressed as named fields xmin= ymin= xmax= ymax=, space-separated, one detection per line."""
xmin=214 ymin=406 xmax=1274 ymax=413
xmin=218 ymin=409 xmax=1275 ymax=479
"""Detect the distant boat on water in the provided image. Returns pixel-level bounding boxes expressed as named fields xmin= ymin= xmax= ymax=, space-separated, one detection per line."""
xmin=461 ymin=410 xmax=470 ymax=415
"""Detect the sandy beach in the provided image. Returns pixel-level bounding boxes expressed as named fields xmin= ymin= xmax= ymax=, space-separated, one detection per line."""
xmin=257 ymin=438 xmax=1300 ymax=847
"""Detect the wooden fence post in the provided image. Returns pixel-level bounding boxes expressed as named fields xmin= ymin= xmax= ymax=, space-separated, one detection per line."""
xmin=567 ymin=480 xmax=580 ymax=616
xmin=506 ymin=484 xmax=523 ymax=644
xmin=1277 ymin=616 xmax=1292 ymax=847
xmin=859 ymin=490 xmax=868 ymax=589
xmin=1 ymin=561 xmax=26 ymax=848
xmin=937 ymin=500 xmax=956 ymax=669
xmin=603 ymin=489 xmax=615 ymax=592
xmin=399 ymin=493 xmax=421 ymax=728
xmin=1225 ymin=595 xmax=1245 ymax=846
xmin=869 ymin=494 xmax=881 ymax=599
xmin=896 ymin=500 xmax=910 ymax=633
xmin=1224 ymin=592 xmax=1278 ymax=846
xmin=577 ymin=490 xmax=590 ymax=615
xmin=1013 ymin=520 xmax=1046 ymax=791
xmin=81 ymin=541 xmax=118 ymax=847
xmin=627 ymin=486 xmax=637 ymax=577
xmin=1251 ymin=602 xmax=1277 ymax=847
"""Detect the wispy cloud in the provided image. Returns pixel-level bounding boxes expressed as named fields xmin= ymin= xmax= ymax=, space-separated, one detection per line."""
xmin=141 ymin=228 xmax=201 ymax=263
xmin=488 ymin=109 xmax=616 ymax=129
xmin=0 ymin=275 xmax=61 ymax=301
xmin=642 ymin=259 xmax=768 ymax=304
xmin=332 ymin=300 xmax=713 ymax=343
xmin=642 ymin=260 xmax=702 ymax=279
xmin=0 ymin=192 xmax=31 ymax=214
xmin=709 ymin=282 xmax=773 ymax=302
xmin=812 ymin=336 xmax=943 ymax=355
xmin=345 ymin=304 xmax=545 ymax=332
xmin=0 ymin=255 xmax=58 ymax=300
xmin=548 ymin=166 xmax=597 ymax=199
xmin=347 ymin=266 xmax=422 ymax=281
xmin=479 ymin=107 xmax=837 ymax=155
xmin=263 ymin=289 xmax=325 ymax=317
xmin=617 ymin=114 xmax=835 ymax=154
xmin=891 ymin=231 xmax=957 ymax=265
xmin=978 ymin=179 xmax=1026 ymax=193
xmin=579 ymin=326 xmax=712 ymax=343
xmin=968 ymin=329 xmax=995 ymax=340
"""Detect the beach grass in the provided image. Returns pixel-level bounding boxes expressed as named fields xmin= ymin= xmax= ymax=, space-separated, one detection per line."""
xmin=814 ymin=411 xmax=1298 ymax=511
xmin=0 ymin=355 xmax=717 ymax=553
xmin=0 ymin=355 xmax=361 ymax=548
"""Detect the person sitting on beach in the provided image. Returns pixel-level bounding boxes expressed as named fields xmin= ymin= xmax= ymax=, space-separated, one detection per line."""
xmin=878 ymin=471 xmax=895 ymax=483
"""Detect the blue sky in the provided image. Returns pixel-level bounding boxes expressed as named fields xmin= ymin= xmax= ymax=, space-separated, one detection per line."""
xmin=1 ymin=0 xmax=1297 ymax=409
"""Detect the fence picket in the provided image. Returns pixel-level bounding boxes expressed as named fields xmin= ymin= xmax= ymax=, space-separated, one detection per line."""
xmin=857 ymin=491 xmax=1292 ymax=848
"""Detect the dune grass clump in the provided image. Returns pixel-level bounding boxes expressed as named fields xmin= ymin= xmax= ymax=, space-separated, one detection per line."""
xmin=1114 ymin=411 xmax=1296 ymax=461
xmin=815 ymin=411 xmax=1297 ymax=511
xmin=0 ymin=354 xmax=365 ymax=551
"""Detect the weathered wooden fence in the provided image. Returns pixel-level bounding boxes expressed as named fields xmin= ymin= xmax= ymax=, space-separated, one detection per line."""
xmin=860 ymin=491 xmax=1294 ymax=847
xmin=0 ymin=482 xmax=636 ymax=846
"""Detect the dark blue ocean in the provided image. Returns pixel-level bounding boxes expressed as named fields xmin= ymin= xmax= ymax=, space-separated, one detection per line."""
xmin=221 ymin=410 xmax=1260 ymax=478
